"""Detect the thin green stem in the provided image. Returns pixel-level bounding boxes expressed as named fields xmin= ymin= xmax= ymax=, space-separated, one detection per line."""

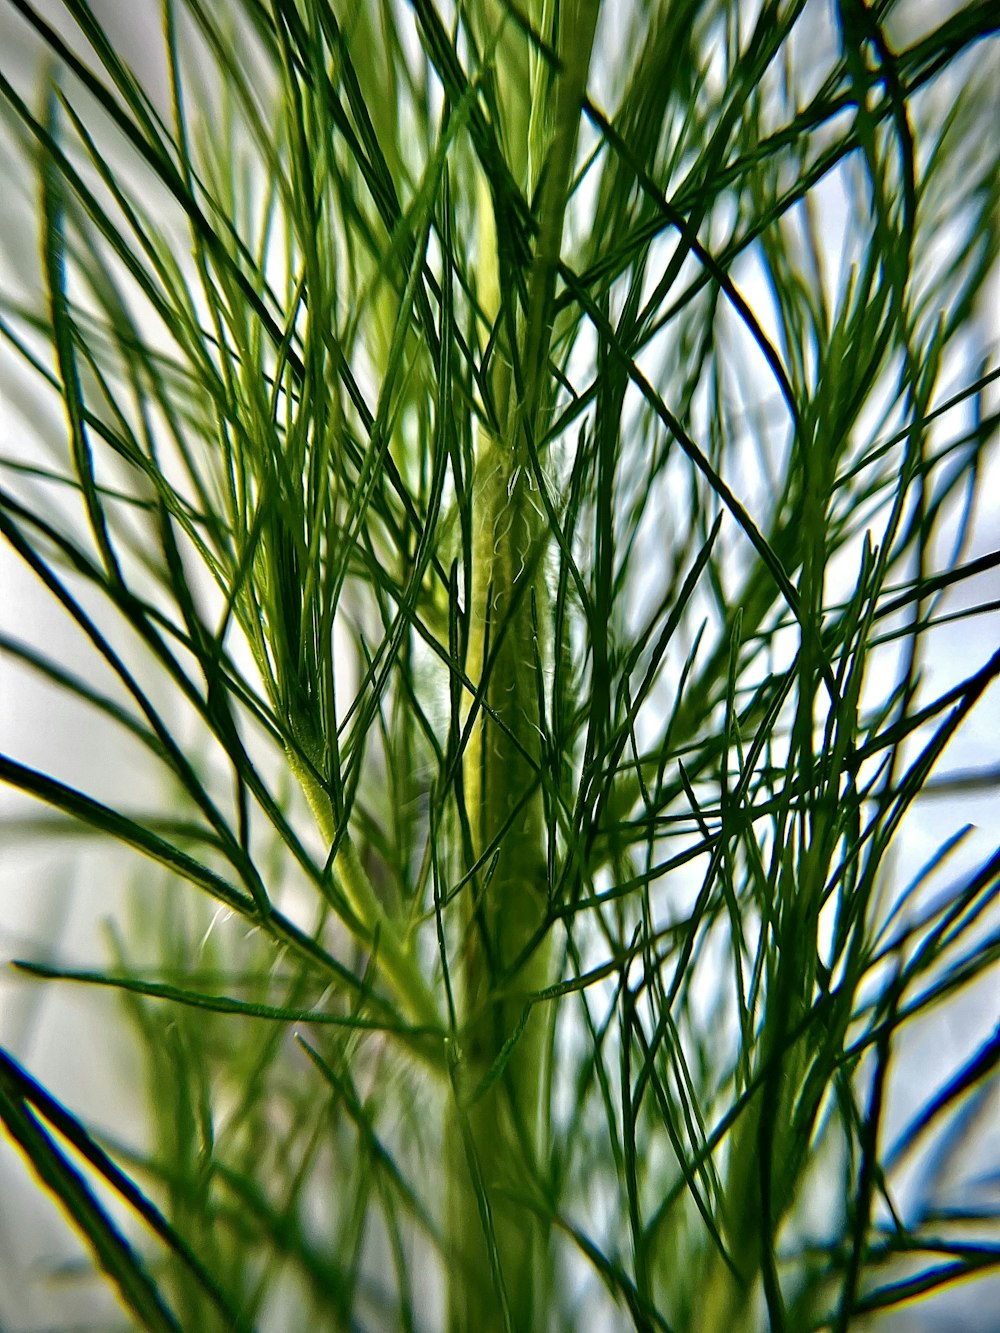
xmin=286 ymin=745 xmax=442 ymax=1039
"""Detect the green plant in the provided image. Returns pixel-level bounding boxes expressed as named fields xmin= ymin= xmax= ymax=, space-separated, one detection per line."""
xmin=1 ymin=0 xmax=998 ymax=1329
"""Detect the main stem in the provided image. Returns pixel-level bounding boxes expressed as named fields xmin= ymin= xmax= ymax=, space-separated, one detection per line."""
xmin=448 ymin=400 xmax=552 ymax=1331
xmin=448 ymin=5 xmax=599 ymax=1328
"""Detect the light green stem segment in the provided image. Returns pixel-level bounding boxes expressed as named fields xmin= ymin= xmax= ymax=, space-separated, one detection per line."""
xmin=446 ymin=4 xmax=600 ymax=1324
xmin=286 ymin=745 xmax=441 ymax=1037
xmin=448 ymin=421 xmax=553 ymax=1331
xmin=699 ymin=1093 xmax=763 ymax=1333
xmin=701 ymin=979 xmax=816 ymax=1332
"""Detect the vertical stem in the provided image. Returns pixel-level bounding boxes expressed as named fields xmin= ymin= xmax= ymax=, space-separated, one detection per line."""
xmin=447 ymin=5 xmax=599 ymax=1328
xmin=449 ymin=412 xmax=551 ymax=1332
xmin=446 ymin=156 xmax=550 ymax=1327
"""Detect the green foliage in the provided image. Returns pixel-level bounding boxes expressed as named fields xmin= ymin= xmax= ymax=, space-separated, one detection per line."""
xmin=1 ymin=1 xmax=998 ymax=1329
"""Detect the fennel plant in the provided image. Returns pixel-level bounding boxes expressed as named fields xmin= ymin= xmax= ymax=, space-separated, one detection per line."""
xmin=1 ymin=1 xmax=998 ymax=1330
